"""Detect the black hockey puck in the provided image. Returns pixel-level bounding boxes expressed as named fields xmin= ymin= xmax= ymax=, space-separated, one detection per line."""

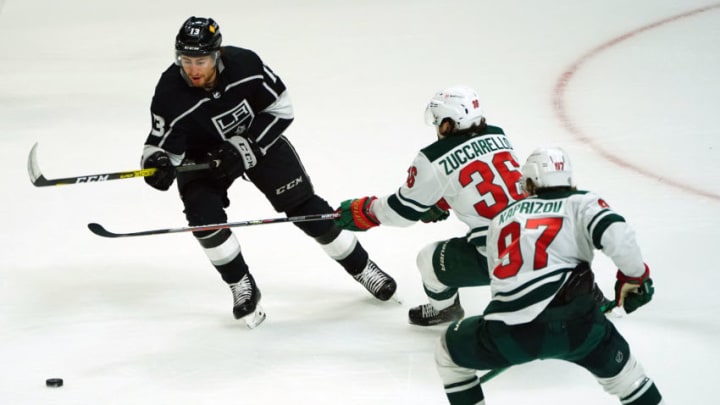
xmin=46 ymin=378 xmax=63 ymax=387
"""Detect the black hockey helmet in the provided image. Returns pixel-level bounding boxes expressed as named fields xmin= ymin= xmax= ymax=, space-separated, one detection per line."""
xmin=175 ymin=16 xmax=222 ymax=57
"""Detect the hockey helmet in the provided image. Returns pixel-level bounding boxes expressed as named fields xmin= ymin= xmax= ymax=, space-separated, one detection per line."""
xmin=175 ymin=17 xmax=222 ymax=57
xmin=424 ymin=86 xmax=484 ymax=131
xmin=521 ymin=147 xmax=573 ymax=189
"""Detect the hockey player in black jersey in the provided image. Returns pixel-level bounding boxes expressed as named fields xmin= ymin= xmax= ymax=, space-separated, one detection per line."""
xmin=141 ymin=16 xmax=396 ymax=328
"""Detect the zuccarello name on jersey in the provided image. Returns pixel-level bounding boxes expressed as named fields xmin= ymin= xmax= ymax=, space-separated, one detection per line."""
xmin=497 ymin=199 xmax=564 ymax=224
xmin=439 ymin=135 xmax=513 ymax=175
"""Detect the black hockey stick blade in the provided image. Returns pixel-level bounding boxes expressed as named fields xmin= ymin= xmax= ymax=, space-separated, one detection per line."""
xmin=27 ymin=142 xmax=215 ymax=187
xmin=88 ymin=213 xmax=341 ymax=238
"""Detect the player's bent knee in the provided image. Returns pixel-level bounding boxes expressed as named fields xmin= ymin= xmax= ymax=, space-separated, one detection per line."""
xmin=596 ymin=354 xmax=660 ymax=403
xmin=287 ymin=195 xmax=334 ymax=237
xmin=182 ymin=183 xmax=227 ymax=226
xmin=435 ymin=334 xmax=476 ymax=384
xmin=417 ymin=242 xmax=446 ymax=292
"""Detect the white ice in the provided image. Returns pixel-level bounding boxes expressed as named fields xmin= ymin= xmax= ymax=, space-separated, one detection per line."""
xmin=1 ymin=1 xmax=719 ymax=404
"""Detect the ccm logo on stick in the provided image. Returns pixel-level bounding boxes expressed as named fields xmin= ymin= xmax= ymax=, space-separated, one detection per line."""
xmin=76 ymin=175 xmax=110 ymax=183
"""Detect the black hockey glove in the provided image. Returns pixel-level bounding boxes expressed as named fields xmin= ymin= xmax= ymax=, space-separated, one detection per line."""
xmin=207 ymin=136 xmax=261 ymax=187
xmin=614 ymin=264 xmax=654 ymax=314
xmin=420 ymin=205 xmax=450 ymax=223
xmin=420 ymin=199 xmax=451 ymax=223
xmin=143 ymin=151 xmax=176 ymax=191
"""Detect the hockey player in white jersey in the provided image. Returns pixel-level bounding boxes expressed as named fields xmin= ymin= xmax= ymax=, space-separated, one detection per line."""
xmin=435 ymin=147 xmax=662 ymax=404
xmin=334 ymin=86 xmax=525 ymax=325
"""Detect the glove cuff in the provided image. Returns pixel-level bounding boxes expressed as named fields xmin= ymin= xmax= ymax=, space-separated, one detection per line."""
xmin=352 ymin=196 xmax=380 ymax=229
xmin=616 ymin=263 xmax=650 ymax=284
xmin=436 ymin=198 xmax=451 ymax=211
xmin=227 ymin=136 xmax=260 ymax=170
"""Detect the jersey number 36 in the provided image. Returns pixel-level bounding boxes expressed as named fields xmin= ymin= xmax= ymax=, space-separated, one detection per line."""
xmin=459 ymin=151 xmax=524 ymax=219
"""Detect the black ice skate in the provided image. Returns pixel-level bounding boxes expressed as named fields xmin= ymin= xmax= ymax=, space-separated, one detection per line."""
xmin=229 ymin=273 xmax=266 ymax=329
xmin=353 ymin=260 xmax=397 ymax=301
xmin=408 ymin=296 xmax=464 ymax=326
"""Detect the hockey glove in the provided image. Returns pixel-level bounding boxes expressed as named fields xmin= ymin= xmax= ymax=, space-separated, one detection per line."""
xmin=207 ymin=136 xmax=260 ymax=187
xmin=334 ymin=196 xmax=380 ymax=231
xmin=420 ymin=199 xmax=451 ymax=223
xmin=143 ymin=151 xmax=176 ymax=191
xmin=614 ymin=264 xmax=654 ymax=314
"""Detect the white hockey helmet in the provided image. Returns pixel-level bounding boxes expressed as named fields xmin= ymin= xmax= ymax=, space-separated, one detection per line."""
xmin=424 ymin=85 xmax=484 ymax=131
xmin=522 ymin=147 xmax=573 ymax=189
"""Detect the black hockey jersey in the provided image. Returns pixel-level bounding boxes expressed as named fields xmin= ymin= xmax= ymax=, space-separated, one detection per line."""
xmin=143 ymin=46 xmax=294 ymax=164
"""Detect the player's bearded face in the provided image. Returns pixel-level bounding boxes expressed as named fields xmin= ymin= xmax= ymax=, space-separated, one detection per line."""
xmin=179 ymin=55 xmax=217 ymax=88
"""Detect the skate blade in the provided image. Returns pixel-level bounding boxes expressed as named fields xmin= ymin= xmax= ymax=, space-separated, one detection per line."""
xmin=243 ymin=304 xmax=267 ymax=329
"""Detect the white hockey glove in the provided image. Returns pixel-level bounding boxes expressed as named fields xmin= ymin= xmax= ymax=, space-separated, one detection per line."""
xmin=207 ymin=136 xmax=261 ymax=187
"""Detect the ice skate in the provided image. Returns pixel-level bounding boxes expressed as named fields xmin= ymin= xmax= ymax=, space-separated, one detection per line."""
xmin=353 ymin=260 xmax=397 ymax=301
xmin=229 ymin=273 xmax=266 ymax=329
xmin=408 ymin=296 xmax=464 ymax=326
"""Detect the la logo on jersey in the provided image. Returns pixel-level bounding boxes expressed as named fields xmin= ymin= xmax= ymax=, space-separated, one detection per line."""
xmin=212 ymin=100 xmax=254 ymax=137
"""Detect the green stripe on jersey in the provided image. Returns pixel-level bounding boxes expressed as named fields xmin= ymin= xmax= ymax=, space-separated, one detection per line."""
xmin=484 ymin=268 xmax=570 ymax=317
xmin=421 ymin=125 xmax=506 ymax=162
xmin=589 ymin=212 xmax=625 ymax=249
xmin=387 ymin=192 xmax=431 ymax=221
xmin=466 ymin=226 xmax=488 ymax=246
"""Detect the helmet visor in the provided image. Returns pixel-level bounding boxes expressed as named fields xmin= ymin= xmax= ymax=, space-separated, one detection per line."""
xmin=424 ymin=102 xmax=441 ymax=126
xmin=175 ymin=50 xmax=219 ymax=67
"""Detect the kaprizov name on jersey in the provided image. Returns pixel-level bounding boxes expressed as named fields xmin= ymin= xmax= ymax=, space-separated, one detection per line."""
xmin=497 ymin=199 xmax=564 ymax=224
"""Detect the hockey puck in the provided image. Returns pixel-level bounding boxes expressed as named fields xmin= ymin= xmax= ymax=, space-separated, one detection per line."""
xmin=46 ymin=378 xmax=63 ymax=387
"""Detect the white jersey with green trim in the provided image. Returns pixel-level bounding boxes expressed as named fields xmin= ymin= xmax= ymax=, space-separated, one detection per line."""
xmin=371 ymin=125 xmax=524 ymax=254
xmin=484 ymin=190 xmax=646 ymax=325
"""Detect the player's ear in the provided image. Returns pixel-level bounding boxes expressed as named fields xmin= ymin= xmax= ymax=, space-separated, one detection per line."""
xmin=439 ymin=120 xmax=455 ymax=136
xmin=523 ymin=178 xmax=536 ymax=196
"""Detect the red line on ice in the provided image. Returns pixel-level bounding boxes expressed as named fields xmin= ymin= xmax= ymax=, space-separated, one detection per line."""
xmin=552 ymin=3 xmax=720 ymax=202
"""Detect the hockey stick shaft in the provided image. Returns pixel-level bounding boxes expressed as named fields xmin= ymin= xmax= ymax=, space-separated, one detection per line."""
xmin=27 ymin=142 xmax=213 ymax=187
xmin=479 ymin=367 xmax=507 ymax=384
xmin=88 ymin=213 xmax=341 ymax=238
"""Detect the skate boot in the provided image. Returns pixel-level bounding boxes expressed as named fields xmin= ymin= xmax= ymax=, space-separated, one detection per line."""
xmin=353 ymin=260 xmax=397 ymax=301
xmin=229 ymin=273 xmax=266 ymax=329
xmin=408 ymin=296 xmax=464 ymax=326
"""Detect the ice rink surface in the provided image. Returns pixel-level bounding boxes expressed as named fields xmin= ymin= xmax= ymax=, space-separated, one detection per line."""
xmin=1 ymin=1 xmax=719 ymax=404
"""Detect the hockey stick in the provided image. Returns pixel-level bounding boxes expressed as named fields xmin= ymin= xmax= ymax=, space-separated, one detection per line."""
xmin=479 ymin=367 xmax=508 ymax=384
xmin=27 ymin=142 xmax=215 ymax=187
xmin=88 ymin=213 xmax=341 ymax=238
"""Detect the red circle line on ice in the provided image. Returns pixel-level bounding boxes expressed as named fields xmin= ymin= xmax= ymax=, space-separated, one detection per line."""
xmin=552 ymin=3 xmax=720 ymax=202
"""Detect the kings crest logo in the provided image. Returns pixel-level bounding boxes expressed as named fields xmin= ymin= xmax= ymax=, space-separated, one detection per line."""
xmin=212 ymin=100 xmax=254 ymax=137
